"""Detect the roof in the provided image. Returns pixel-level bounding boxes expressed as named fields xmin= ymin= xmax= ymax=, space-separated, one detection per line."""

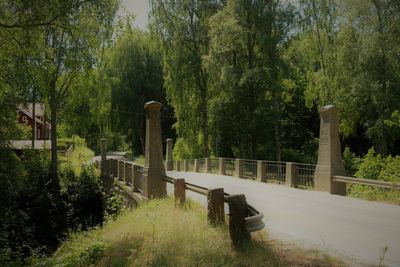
xmin=10 ymin=140 xmax=52 ymax=150
xmin=17 ymin=107 xmax=51 ymax=129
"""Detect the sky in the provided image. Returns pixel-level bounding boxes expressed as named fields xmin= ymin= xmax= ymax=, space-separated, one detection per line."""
xmin=118 ymin=0 xmax=150 ymax=30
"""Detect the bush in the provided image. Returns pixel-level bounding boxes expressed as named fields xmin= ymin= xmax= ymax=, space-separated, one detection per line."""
xmin=62 ymin=166 xmax=105 ymax=231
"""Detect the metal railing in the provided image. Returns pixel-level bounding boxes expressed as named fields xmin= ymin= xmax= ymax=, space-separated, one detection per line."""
xmin=265 ymin=161 xmax=286 ymax=184
xmin=225 ymin=159 xmax=235 ymax=176
xmin=296 ymin=163 xmax=316 ymax=189
xmin=210 ymin=158 xmax=219 ymax=174
xmin=163 ymin=175 xmax=264 ymax=233
xmin=243 ymin=160 xmax=257 ymax=179
xmin=333 ymin=175 xmax=400 ymax=190
xmin=187 ymin=159 xmax=195 ymax=172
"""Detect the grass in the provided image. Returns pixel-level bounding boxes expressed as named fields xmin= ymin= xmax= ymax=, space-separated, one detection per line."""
xmin=347 ymin=184 xmax=400 ymax=205
xmin=43 ymin=197 xmax=344 ymax=267
xmin=59 ymin=137 xmax=95 ymax=175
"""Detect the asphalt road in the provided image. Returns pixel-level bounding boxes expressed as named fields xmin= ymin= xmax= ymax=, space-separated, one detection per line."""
xmin=167 ymin=171 xmax=400 ymax=267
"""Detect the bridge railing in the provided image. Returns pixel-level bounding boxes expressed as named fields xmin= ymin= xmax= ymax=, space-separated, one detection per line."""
xmin=163 ymin=175 xmax=265 ymax=246
xmin=170 ymin=157 xmax=400 ymax=193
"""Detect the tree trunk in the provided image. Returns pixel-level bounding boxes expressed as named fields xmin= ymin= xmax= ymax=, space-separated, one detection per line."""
xmin=50 ymin=86 xmax=58 ymax=181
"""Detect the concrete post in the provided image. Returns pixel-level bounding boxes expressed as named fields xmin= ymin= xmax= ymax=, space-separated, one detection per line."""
xmin=219 ymin=158 xmax=225 ymax=175
xmin=314 ymin=105 xmax=346 ymax=195
xmin=125 ymin=163 xmax=131 ymax=185
xmin=207 ymin=188 xmax=225 ymax=225
xmin=166 ymin=138 xmax=173 ymax=171
xmin=132 ymin=165 xmax=139 ymax=192
xmin=100 ymin=138 xmax=107 ymax=176
xmin=194 ymin=159 xmax=199 ymax=172
xmin=174 ymin=178 xmax=186 ymax=205
xmin=285 ymin=162 xmax=298 ymax=187
xmin=176 ymin=160 xmax=181 ymax=171
xmin=143 ymin=101 xmax=167 ymax=199
xmin=183 ymin=160 xmax=188 ymax=172
xmin=205 ymin=158 xmax=211 ymax=173
xmin=226 ymin=194 xmax=251 ymax=249
xmin=235 ymin=159 xmax=243 ymax=178
xmin=257 ymin=160 xmax=266 ymax=182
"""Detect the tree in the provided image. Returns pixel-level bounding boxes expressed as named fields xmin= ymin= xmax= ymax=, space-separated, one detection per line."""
xmin=150 ymin=0 xmax=221 ymax=157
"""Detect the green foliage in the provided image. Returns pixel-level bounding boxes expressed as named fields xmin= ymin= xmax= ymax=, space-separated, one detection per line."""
xmin=173 ymin=137 xmax=203 ymax=160
xmin=347 ymin=147 xmax=400 ymax=204
xmin=62 ymin=165 xmax=105 ymax=231
xmin=342 ymin=147 xmax=361 ymax=176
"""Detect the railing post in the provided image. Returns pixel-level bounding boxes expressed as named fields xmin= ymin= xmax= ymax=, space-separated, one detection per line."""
xmin=285 ymin=162 xmax=298 ymax=187
xmin=166 ymin=138 xmax=173 ymax=171
xmin=143 ymin=101 xmax=167 ymax=199
xmin=205 ymin=158 xmax=211 ymax=173
xmin=194 ymin=159 xmax=199 ymax=172
xmin=257 ymin=160 xmax=266 ymax=182
xmin=125 ymin=163 xmax=131 ymax=185
xmin=117 ymin=160 xmax=122 ymax=180
xmin=235 ymin=159 xmax=243 ymax=178
xmin=219 ymin=158 xmax=225 ymax=175
xmin=183 ymin=160 xmax=188 ymax=172
xmin=176 ymin=160 xmax=181 ymax=172
xmin=174 ymin=178 xmax=186 ymax=205
xmin=226 ymin=194 xmax=251 ymax=249
xmin=207 ymin=188 xmax=225 ymax=225
xmin=314 ymin=105 xmax=346 ymax=195
xmin=132 ymin=165 xmax=139 ymax=192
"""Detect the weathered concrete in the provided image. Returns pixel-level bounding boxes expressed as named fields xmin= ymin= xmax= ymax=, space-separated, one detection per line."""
xmin=194 ymin=159 xmax=199 ymax=172
xmin=257 ymin=160 xmax=266 ymax=182
xmin=143 ymin=101 xmax=167 ymax=199
xmin=314 ymin=105 xmax=346 ymax=195
xmin=226 ymin=194 xmax=251 ymax=249
xmin=285 ymin=162 xmax=298 ymax=187
xmin=167 ymin=171 xmax=400 ymax=267
xmin=219 ymin=158 xmax=225 ymax=175
xmin=235 ymin=159 xmax=243 ymax=178
xmin=205 ymin=158 xmax=211 ymax=173
xmin=207 ymin=188 xmax=225 ymax=225
xmin=174 ymin=178 xmax=186 ymax=205
xmin=166 ymin=139 xmax=173 ymax=171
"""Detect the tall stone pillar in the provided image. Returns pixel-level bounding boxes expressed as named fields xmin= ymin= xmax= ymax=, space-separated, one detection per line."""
xmin=143 ymin=101 xmax=167 ymax=199
xmin=100 ymin=138 xmax=107 ymax=176
xmin=166 ymin=138 xmax=173 ymax=171
xmin=314 ymin=105 xmax=346 ymax=195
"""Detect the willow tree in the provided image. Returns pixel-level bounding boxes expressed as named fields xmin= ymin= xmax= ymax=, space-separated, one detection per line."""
xmin=150 ymin=0 xmax=221 ymax=157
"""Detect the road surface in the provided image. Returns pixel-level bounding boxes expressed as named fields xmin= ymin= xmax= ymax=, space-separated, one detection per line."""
xmin=167 ymin=171 xmax=400 ymax=267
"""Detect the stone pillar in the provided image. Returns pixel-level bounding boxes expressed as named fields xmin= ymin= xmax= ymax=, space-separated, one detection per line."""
xmin=207 ymin=188 xmax=225 ymax=225
xmin=183 ymin=160 xmax=188 ymax=172
xmin=226 ymin=194 xmax=251 ymax=249
xmin=174 ymin=178 xmax=186 ymax=205
xmin=314 ymin=105 xmax=346 ymax=195
xmin=143 ymin=101 xmax=167 ymax=199
xmin=205 ymin=158 xmax=211 ymax=173
xmin=194 ymin=159 xmax=199 ymax=172
xmin=285 ymin=162 xmax=298 ymax=187
xmin=235 ymin=159 xmax=243 ymax=178
xmin=166 ymin=138 xmax=173 ymax=171
xmin=219 ymin=158 xmax=225 ymax=175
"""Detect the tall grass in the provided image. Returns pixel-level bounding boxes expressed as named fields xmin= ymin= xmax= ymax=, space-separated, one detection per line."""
xmin=43 ymin=198 xmax=342 ymax=267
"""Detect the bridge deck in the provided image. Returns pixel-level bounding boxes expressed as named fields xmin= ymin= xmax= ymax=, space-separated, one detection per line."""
xmin=167 ymin=171 xmax=400 ymax=267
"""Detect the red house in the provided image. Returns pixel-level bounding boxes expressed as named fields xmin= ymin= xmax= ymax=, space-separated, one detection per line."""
xmin=17 ymin=103 xmax=51 ymax=140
